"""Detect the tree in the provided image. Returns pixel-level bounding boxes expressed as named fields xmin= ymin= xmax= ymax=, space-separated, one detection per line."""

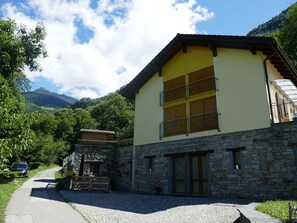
xmin=54 ymin=108 xmax=76 ymax=143
xmin=72 ymin=108 xmax=96 ymax=141
xmin=279 ymin=3 xmax=297 ymax=68
xmin=54 ymin=108 xmax=96 ymax=150
xmin=31 ymin=113 xmax=57 ymax=136
xmin=0 ymin=19 xmax=47 ymax=92
xmin=0 ymin=77 xmax=33 ymax=168
xmin=0 ymin=19 xmax=47 ymax=168
xmin=90 ymin=93 xmax=134 ymax=140
xmin=71 ymin=97 xmax=100 ymax=109
xmin=17 ymin=133 xmax=68 ymax=168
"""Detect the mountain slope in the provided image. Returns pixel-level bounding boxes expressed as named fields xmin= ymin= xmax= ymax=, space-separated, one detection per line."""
xmin=247 ymin=7 xmax=289 ymax=37
xmin=23 ymin=87 xmax=77 ymax=108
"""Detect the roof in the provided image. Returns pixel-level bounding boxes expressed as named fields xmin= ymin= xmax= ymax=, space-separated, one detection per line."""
xmin=271 ymin=79 xmax=297 ymax=106
xmin=80 ymin=129 xmax=115 ymax=134
xmin=120 ymin=34 xmax=297 ymax=99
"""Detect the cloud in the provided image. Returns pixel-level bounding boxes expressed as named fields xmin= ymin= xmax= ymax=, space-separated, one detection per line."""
xmin=1 ymin=0 xmax=214 ymax=99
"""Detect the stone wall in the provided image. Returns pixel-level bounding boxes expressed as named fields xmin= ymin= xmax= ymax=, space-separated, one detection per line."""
xmin=115 ymin=145 xmax=133 ymax=191
xmin=133 ymin=121 xmax=297 ymax=199
xmin=67 ymin=141 xmax=134 ymax=191
xmin=74 ymin=143 xmax=117 ymax=184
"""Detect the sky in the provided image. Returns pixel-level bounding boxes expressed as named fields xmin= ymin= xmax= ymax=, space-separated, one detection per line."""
xmin=1 ymin=0 xmax=296 ymax=99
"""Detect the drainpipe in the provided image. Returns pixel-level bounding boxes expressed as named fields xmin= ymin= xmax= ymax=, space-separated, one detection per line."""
xmin=263 ymin=52 xmax=277 ymax=124
xmin=131 ymin=146 xmax=136 ymax=191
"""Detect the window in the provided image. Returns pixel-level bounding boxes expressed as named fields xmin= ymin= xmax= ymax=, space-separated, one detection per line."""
xmin=164 ymin=104 xmax=187 ymax=136
xmin=190 ymin=96 xmax=217 ymax=132
xmin=227 ymin=148 xmax=245 ymax=170
xmin=275 ymin=92 xmax=288 ymax=122
xmin=163 ymin=76 xmax=185 ymax=103
xmin=145 ymin=156 xmax=156 ymax=173
xmin=188 ymin=66 xmax=215 ymax=97
xmin=162 ymin=66 xmax=217 ymax=137
xmin=232 ymin=150 xmax=241 ymax=170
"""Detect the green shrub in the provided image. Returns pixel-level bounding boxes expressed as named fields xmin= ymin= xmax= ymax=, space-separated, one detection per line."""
xmin=0 ymin=171 xmax=17 ymax=183
xmin=29 ymin=162 xmax=41 ymax=170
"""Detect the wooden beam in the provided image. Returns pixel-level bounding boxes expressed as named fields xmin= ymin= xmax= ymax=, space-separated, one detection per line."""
xmin=179 ymin=42 xmax=187 ymax=53
xmin=249 ymin=47 xmax=256 ymax=55
xmin=158 ymin=67 xmax=163 ymax=76
xmin=153 ymin=66 xmax=163 ymax=76
xmin=208 ymin=43 xmax=217 ymax=57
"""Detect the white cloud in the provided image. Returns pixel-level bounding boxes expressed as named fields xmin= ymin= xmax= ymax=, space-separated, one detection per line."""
xmin=1 ymin=0 xmax=214 ymax=99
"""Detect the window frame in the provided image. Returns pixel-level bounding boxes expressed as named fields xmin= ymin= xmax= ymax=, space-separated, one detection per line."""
xmin=226 ymin=147 xmax=245 ymax=171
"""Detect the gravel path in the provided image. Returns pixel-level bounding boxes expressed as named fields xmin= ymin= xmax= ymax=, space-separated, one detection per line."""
xmin=60 ymin=191 xmax=249 ymax=223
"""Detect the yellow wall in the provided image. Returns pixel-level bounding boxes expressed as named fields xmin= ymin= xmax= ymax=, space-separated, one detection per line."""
xmin=134 ymin=47 xmax=273 ymax=146
xmin=163 ymin=47 xmax=213 ymax=81
xmin=214 ymin=49 xmax=271 ymax=132
xmin=134 ymin=73 xmax=163 ymax=145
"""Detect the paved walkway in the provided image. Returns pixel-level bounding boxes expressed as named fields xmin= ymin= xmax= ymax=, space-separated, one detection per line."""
xmin=5 ymin=167 xmax=278 ymax=223
xmin=5 ymin=168 xmax=87 ymax=223
xmin=60 ymin=191 xmax=249 ymax=223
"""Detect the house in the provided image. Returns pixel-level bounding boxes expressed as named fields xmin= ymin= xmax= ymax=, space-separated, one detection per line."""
xmin=121 ymin=34 xmax=297 ymax=199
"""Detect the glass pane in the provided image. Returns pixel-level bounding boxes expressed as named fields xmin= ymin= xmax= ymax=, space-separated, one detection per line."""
xmin=192 ymin=181 xmax=199 ymax=193
xmin=233 ymin=151 xmax=241 ymax=169
xmin=164 ymin=104 xmax=187 ymax=136
xmin=164 ymin=76 xmax=186 ymax=103
xmin=174 ymin=157 xmax=185 ymax=180
xmin=189 ymin=77 xmax=215 ymax=96
xmin=175 ymin=181 xmax=186 ymax=193
xmin=174 ymin=157 xmax=186 ymax=193
xmin=192 ymin=157 xmax=198 ymax=180
xmin=164 ymin=104 xmax=186 ymax=121
xmin=203 ymin=181 xmax=208 ymax=193
xmin=189 ymin=97 xmax=218 ymax=133
xmin=201 ymin=155 xmax=208 ymax=179
xmin=188 ymin=66 xmax=215 ymax=96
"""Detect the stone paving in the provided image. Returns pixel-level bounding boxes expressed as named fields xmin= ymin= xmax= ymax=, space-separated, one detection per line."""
xmin=60 ymin=191 xmax=251 ymax=223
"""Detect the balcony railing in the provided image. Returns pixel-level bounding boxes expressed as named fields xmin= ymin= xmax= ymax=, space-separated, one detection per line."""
xmin=189 ymin=111 xmax=218 ymax=132
xmin=161 ymin=111 xmax=219 ymax=138
xmin=271 ymin=102 xmax=297 ymax=123
xmin=160 ymin=76 xmax=215 ymax=105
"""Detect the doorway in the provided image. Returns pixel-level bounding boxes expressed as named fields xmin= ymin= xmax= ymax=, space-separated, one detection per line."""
xmin=172 ymin=153 xmax=209 ymax=195
xmin=190 ymin=154 xmax=208 ymax=195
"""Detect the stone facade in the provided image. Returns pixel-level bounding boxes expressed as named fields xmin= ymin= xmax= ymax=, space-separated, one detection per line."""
xmin=74 ymin=143 xmax=117 ymax=177
xmin=115 ymin=144 xmax=133 ymax=191
xmin=63 ymin=121 xmax=297 ymax=199
xmin=65 ymin=139 xmax=133 ymax=191
xmin=133 ymin=121 xmax=297 ymax=200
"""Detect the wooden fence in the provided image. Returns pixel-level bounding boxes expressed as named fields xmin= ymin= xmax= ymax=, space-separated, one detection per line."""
xmin=71 ymin=176 xmax=110 ymax=192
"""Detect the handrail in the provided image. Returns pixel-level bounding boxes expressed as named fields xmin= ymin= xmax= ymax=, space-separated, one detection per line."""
xmin=161 ymin=111 xmax=218 ymax=137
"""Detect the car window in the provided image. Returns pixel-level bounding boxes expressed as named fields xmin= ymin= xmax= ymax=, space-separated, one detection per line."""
xmin=19 ymin=164 xmax=27 ymax=168
xmin=11 ymin=163 xmax=19 ymax=168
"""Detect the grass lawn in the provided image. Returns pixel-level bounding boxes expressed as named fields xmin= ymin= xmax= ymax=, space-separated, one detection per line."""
xmin=0 ymin=165 xmax=59 ymax=223
xmin=256 ymin=200 xmax=296 ymax=222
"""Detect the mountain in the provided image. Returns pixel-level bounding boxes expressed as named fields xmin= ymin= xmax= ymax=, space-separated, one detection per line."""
xmin=23 ymin=87 xmax=77 ymax=109
xmin=247 ymin=7 xmax=289 ymax=37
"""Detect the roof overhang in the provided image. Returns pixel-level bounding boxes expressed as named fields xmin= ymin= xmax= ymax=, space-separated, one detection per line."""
xmin=120 ymin=34 xmax=297 ymax=99
xmin=271 ymin=79 xmax=297 ymax=106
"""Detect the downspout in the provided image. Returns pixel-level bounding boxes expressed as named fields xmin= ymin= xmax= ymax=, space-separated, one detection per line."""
xmin=131 ymin=145 xmax=135 ymax=191
xmin=263 ymin=52 xmax=277 ymax=124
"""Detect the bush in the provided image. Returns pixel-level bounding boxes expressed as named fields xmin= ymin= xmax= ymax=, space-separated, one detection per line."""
xmin=29 ymin=162 xmax=41 ymax=170
xmin=0 ymin=171 xmax=17 ymax=183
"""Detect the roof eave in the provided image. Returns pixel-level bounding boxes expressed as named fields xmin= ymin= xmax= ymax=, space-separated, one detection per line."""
xmin=120 ymin=34 xmax=297 ymax=99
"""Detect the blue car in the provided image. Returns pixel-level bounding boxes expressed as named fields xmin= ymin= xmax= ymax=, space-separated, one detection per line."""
xmin=9 ymin=162 xmax=29 ymax=178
